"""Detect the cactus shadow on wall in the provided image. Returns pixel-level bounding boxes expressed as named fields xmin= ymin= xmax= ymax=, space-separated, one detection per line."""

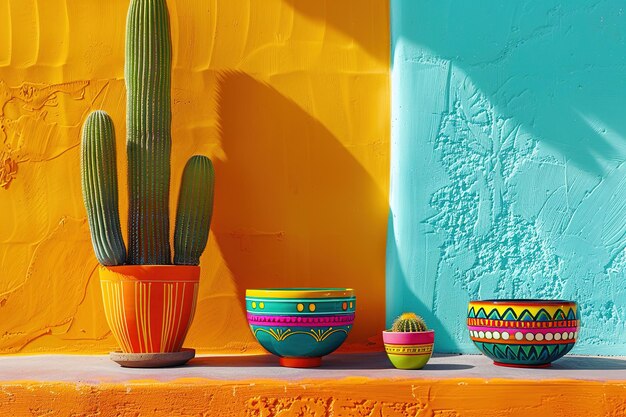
xmin=212 ymin=71 xmax=387 ymax=344
xmin=391 ymin=0 xmax=626 ymax=174
xmin=285 ymin=0 xmax=389 ymax=64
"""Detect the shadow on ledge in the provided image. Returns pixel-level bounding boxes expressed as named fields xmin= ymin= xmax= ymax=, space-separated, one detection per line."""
xmin=189 ymin=352 xmax=475 ymax=371
xmin=421 ymin=363 xmax=475 ymax=371
xmin=188 ymin=355 xmax=275 ymax=368
xmin=550 ymin=356 xmax=626 ymax=371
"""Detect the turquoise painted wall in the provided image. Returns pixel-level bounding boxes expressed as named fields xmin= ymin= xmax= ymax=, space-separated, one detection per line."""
xmin=388 ymin=0 xmax=626 ymax=354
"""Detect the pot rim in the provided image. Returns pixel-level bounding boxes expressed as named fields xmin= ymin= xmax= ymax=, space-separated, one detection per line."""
xmin=246 ymin=288 xmax=355 ymax=298
xmin=99 ymin=265 xmax=200 ymax=282
xmin=102 ymin=265 xmax=200 ymax=270
xmin=382 ymin=329 xmax=435 ymax=335
xmin=382 ymin=329 xmax=435 ymax=345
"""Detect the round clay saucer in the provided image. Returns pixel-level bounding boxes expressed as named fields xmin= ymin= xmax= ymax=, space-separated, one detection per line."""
xmin=110 ymin=348 xmax=195 ymax=368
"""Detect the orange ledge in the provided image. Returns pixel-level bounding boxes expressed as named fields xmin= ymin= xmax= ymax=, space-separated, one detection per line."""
xmin=0 ymin=353 xmax=624 ymax=416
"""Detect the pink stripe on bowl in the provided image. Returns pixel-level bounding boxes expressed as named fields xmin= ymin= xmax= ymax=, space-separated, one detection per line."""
xmin=247 ymin=313 xmax=355 ymax=327
xmin=382 ymin=330 xmax=435 ymax=345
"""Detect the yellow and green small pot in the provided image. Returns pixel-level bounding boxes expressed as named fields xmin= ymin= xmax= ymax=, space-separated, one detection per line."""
xmin=383 ymin=330 xmax=434 ymax=370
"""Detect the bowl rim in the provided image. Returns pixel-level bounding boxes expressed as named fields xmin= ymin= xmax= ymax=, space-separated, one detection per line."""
xmin=382 ymin=329 xmax=435 ymax=335
xmin=382 ymin=329 xmax=435 ymax=345
xmin=246 ymin=288 xmax=355 ymax=298
xmin=469 ymin=299 xmax=576 ymax=305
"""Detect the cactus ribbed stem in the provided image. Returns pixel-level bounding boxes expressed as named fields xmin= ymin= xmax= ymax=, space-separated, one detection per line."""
xmin=81 ymin=0 xmax=215 ymax=269
xmin=80 ymin=111 xmax=127 ymax=266
xmin=126 ymin=0 xmax=172 ymax=265
xmin=174 ymin=156 xmax=215 ymax=266
xmin=391 ymin=312 xmax=428 ymax=332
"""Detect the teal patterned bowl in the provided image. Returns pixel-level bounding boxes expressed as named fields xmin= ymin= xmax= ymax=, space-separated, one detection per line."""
xmin=468 ymin=299 xmax=580 ymax=367
xmin=245 ymin=288 xmax=356 ymax=367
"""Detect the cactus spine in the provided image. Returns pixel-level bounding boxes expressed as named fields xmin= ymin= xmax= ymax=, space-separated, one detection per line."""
xmin=391 ymin=313 xmax=428 ymax=332
xmin=80 ymin=0 xmax=215 ymax=267
xmin=174 ymin=156 xmax=215 ymax=265
xmin=81 ymin=111 xmax=127 ymax=266
xmin=125 ymin=0 xmax=172 ymax=265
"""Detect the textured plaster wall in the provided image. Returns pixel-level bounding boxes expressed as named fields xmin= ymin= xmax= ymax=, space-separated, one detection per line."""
xmin=0 ymin=0 xmax=389 ymax=353
xmin=388 ymin=0 xmax=626 ymax=354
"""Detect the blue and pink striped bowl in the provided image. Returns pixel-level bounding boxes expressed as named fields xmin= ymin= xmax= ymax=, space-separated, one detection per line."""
xmin=246 ymin=288 xmax=355 ymax=368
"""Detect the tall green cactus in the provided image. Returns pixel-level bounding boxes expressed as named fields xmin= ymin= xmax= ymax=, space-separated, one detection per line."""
xmin=125 ymin=0 xmax=172 ymax=265
xmin=80 ymin=0 xmax=214 ymax=267
xmin=174 ymin=156 xmax=215 ymax=265
xmin=80 ymin=111 xmax=127 ymax=266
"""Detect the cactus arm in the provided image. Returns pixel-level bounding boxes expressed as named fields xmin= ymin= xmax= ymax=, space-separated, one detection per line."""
xmin=173 ymin=156 xmax=215 ymax=266
xmin=125 ymin=0 xmax=172 ymax=264
xmin=81 ymin=111 xmax=127 ymax=266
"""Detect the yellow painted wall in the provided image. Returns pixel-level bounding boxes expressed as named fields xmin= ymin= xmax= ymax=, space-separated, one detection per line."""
xmin=0 ymin=0 xmax=389 ymax=353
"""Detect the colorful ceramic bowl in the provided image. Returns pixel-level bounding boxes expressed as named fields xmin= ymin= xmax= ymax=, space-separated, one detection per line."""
xmin=383 ymin=330 xmax=434 ymax=369
xmin=467 ymin=299 xmax=580 ymax=367
xmin=246 ymin=288 xmax=356 ymax=367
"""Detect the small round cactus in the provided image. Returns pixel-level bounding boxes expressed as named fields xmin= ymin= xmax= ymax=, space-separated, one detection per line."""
xmin=391 ymin=312 xmax=428 ymax=332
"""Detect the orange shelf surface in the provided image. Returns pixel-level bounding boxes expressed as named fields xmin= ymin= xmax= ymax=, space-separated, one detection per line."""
xmin=0 ymin=353 xmax=624 ymax=416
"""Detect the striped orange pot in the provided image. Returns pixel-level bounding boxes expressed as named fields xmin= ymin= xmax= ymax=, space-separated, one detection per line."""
xmin=99 ymin=265 xmax=200 ymax=353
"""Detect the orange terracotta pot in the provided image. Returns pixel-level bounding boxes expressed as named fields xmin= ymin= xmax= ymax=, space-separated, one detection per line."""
xmin=99 ymin=265 xmax=200 ymax=353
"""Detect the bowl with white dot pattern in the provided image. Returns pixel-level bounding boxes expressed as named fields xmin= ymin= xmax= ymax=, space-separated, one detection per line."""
xmin=467 ymin=299 xmax=579 ymax=367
